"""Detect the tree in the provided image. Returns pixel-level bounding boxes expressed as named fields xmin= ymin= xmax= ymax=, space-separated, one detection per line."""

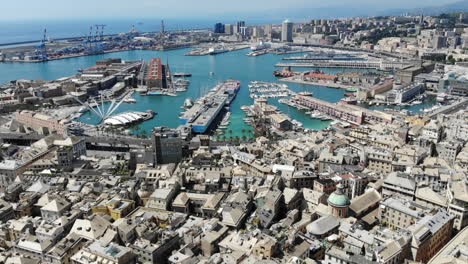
xmin=141 ymin=130 xmax=147 ymax=138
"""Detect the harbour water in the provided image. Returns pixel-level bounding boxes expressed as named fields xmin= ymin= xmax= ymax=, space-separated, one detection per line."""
xmin=0 ymin=48 xmax=435 ymax=138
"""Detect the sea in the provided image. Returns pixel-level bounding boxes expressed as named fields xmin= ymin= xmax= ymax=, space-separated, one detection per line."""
xmin=0 ymin=48 xmax=436 ymax=138
xmin=0 ymin=18 xmax=273 ymax=44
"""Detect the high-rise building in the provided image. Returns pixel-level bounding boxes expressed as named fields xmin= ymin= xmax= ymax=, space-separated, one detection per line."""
xmin=225 ymin=24 xmax=234 ymax=35
xmin=214 ymin=23 xmax=225 ymax=34
xmin=236 ymin=21 xmax=245 ymax=34
xmin=263 ymin=24 xmax=272 ymax=39
xmin=152 ymin=127 xmax=183 ymax=165
xmin=252 ymin=27 xmax=264 ymax=38
xmin=281 ymin=19 xmax=293 ymax=42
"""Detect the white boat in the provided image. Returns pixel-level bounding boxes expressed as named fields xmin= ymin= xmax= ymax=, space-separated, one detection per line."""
xmin=251 ymin=41 xmax=271 ymax=51
xmin=208 ymin=48 xmax=228 ymax=55
xmin=123 ymin=98 xmax=137 ymax=103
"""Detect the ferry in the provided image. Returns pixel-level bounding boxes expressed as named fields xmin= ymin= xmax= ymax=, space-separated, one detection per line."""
xmin=251 ymin=41 xmax=271 ymax=51
xmin=179 ymin=80 xmax=240 ymax=133
xmin=208 ymin=48 xmax=228 ymax=55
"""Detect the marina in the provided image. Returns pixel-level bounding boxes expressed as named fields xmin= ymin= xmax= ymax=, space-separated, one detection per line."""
xmin=0 ymin=48 xmax=435 ymax=138
xmin=248 ymin=81 xmax=295 ymax=99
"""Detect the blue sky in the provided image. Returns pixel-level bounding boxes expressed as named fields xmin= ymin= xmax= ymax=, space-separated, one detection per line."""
xmin=0 ymin=0 xmax=461 ymax=21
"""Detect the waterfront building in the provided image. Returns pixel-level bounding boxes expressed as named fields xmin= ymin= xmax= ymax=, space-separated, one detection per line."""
xmin=137 ymin=58 xmax=168 ymax=89
xmin=388 ymin=82 xmax=425 ymax=104
xmin=295 ymin=95 xmax=393 ymax=125
xmin=282 ymin=19 xmax=294 ymax=42
xmin=270 ymin=113 xmax=293 ymax=131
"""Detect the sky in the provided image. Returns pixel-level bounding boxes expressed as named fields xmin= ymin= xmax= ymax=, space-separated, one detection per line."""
xmin=0 ymin=0 xmax=462 ymax=21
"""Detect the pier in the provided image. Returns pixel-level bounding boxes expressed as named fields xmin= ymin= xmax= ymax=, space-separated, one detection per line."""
xmin=279 ymin=76 xmax=359 ymax=90
xmin=275 ymin=60 xmax=411 ymax=70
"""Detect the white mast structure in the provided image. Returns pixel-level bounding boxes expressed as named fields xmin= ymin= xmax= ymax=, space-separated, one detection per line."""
xmin=73 ymin=91 xmax=133 ymax=123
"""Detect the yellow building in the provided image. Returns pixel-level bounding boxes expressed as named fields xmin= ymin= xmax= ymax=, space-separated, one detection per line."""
xmin=92 ymin=197 xmax=135 ymax=220
xmin=406 ymin=115 xmax=431 ymax=126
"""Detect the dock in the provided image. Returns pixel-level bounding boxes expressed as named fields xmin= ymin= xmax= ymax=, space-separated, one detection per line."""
xmin=279 ymin=76 xmax=360 ymax=90
xmin=275 ymin=60 xmax=411 ymax=71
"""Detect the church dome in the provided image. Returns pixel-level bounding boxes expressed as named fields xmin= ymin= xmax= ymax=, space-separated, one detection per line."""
xmin=327 ymin=183 xmax=350 ymax=207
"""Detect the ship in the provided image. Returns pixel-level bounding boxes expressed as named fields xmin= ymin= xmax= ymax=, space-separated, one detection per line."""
xmin=251 ymin=41 xmax=271 ymax=51
xmin=274 ymin=66 xmax=295 ymax=77
xmin=172 ymin=72 xmax=192 ymax=77
xmin=208 ymin=47 xmax=228 ymax=55
xmin=179 ymin=80 xmax=240 ymax=133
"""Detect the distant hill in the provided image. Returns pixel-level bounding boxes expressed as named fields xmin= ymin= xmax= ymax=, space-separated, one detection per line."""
xmin=378 ymin=0 xmax=468 ymax=16
xmin=231 ymin=1 xmax=468 ymax=23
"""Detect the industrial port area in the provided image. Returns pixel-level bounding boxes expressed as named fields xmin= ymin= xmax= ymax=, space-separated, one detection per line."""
xmin=1 ymin=4 xmax=468 ymax=264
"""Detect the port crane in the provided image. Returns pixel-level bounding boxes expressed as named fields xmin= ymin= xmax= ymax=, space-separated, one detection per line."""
xmin=35 ymin=28 xmax=48 ymax=60
xmin=95 ymin=24 xmax=106 ymax=42
xmin=84 ymin=25 xmax=105 ymax=54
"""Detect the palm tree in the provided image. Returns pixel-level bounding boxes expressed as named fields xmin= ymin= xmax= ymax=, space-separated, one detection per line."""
xmin=228 ymin=129 xmax=233 ymax=135
xmin=241 ymin=129 xmax=246 ymax=134
xmin=141 ymin=130 xmax=147 ymax=138
xmin=241 ymin=135 xmax=247 ymax=141
xmin=134 ymin=125 xmax=140 ymax=136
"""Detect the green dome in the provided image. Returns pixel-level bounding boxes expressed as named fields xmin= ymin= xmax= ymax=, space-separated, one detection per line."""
xmin=327 ymin=184 xmax=350 ymax=207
